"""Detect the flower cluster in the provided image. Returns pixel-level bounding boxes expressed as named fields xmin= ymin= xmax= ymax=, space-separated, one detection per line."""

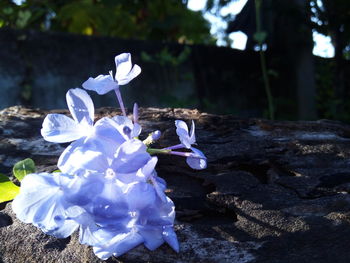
xmin=12 ymin=53 xmax=207 ymax=259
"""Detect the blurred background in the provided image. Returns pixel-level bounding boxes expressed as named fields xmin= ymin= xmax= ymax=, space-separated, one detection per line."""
xmin=0 ymin=0 xmax=349 ymax=121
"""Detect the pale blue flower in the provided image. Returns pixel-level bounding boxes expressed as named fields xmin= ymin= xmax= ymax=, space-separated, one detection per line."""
xmin=12 ymin=172 xmax=80 ymax=238
xmin=82 ymin=53 xmax=141 ymax=95
xmin=57 ymin=117 xmax=131 ymax=175
xmin=165 ymin=120 xmax=207 ymax=170
xmin=15 ymin=52 xmax=191 ymax=259
xmin=41 ymin=88 xmax=140 ymax=175
xmin=84 ymin=180 xmax=177 ymax=259
xmin=82 ymin=53 xmax=141 ymax=117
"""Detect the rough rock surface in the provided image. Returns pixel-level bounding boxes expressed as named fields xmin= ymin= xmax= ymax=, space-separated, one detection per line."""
xmin=1 ymin=106 xmax=350 ymax=263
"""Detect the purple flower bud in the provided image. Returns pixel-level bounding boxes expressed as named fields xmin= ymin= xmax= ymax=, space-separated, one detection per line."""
xmin=151 ymin=130 xmax=161 ymax=141
xmin=133 ymin=103 xmax=139 ymax=123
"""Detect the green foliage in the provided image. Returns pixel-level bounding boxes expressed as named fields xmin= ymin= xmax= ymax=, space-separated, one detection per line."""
xmin=0 ymin=0 xmax=212 ymax=44
xmin=141 ymin=46 xmax=191 ymax=66
xmin=12 ymin=158 xmax=36 ymax=182
xmin=0 ymin=158 xmax=37 ymax=203
xmin=0 ymin=173 xmax=20 ymax=203
xmin=16 ymin=9 xmax=31 ymax=28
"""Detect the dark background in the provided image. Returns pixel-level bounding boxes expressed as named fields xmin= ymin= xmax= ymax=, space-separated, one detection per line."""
xmin=1 ymin=0 xmax=350 ymax=121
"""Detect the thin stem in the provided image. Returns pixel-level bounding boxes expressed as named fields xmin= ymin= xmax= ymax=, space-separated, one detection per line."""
xmin=147 ymin=148 xmax=171 ymax=155
xmin=255 ymin=0 xmax=274 ymax=120
xmin=168 ymin=151 xmax=193 ymax=157
xmin=147 ymin=148 xmax=205 ymax=159
xmin=133 ymin=103 xmax=139 ymax=123
xmin=162 ymin=144 xmax=184 ymax=150
xmin=114 ymin=88 xmax=126 ymax=117
xmin=260 ymin=50 xmax=274 ymax=120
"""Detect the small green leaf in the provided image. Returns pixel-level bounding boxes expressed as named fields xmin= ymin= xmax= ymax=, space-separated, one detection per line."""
xmin=0 ymin=173 xmax=20 ymax=203
xmin=12 ymin=158 xmax=36 ymax=182
xmin=52 ymin=169 xmax=61 ymax=173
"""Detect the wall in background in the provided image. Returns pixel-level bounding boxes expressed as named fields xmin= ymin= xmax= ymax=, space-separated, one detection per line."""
xmin=0 ymin=28 xmax=315 ymax=119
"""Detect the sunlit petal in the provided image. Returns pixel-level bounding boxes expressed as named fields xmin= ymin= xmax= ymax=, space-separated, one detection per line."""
xmin=66 ymin=88 xmax=94 ymax=125
xmin=12 ymin=173 xmax=79 ymax=238
xmin=186 ymin=147 xmax=207 ymax=170
xmin=41 ymin=114 xmax=85 ymax=143
xmin=115 ymin=53 xmax=132 ymax=81
xmin=82 ymin=75 xmax=117 ymax=95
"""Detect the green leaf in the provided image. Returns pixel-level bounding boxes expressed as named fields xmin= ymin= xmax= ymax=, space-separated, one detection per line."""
xmin=52 ymin=169 xmax=61 ymax=173
xmin=12 ymin=158 xmax=36 ymax=182
xmin=16 ymin=10 xmax=32 ymax=29
xmin=0 ymin=173 xmax=20 ymax=203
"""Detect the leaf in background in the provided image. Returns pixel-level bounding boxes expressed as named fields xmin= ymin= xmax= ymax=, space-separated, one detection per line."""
xmin=12 ymin=158 xmax=36 ymax=182
xmin=0 ymin=173 xmax=20 ymax=203
xmin=16 ymin=10 xmax=32 ymax=29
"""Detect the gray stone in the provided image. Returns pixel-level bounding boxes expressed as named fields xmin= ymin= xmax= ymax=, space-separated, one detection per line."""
xmin=1 ymin=106 xmax=350 ymax=262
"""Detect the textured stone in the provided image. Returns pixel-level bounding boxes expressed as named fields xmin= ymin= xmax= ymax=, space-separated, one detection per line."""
xmin=1 ymin=106 xmax=350 ymax=263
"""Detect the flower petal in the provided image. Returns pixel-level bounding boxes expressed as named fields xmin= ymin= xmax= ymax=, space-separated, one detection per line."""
xmin=112 ymin=116 xmax=141 ymax=138
xmin=93 ymin=117 xmax=128 ymax=157
xmin=175 ymin=120 xmax=192 ymax=148
xmin=125 ymin=182 xmax=156 ymax=211
xmin=57 ymin=137 xmax=110 ymax=175
xmin=131 ymin=123 xmax=142 ymax=138
xmin=66 ymin=88 xmax=94 ymax=125
xmin=12 ymin=172 xmax=79 ymax=238
xmin=186 ymin=147 xmax=207 ymax=170
xmin=115 ymin=53 xmax=132 ymax=81
xmin=137 ymin=157 xmax=158 ymax=180
xmin=92 ymin=230 xmax=144 ymax=260
xmin=115 ymin=53 xmax=141 ymax=85
xmin=163 ymin=226 xmax=179 ymax=252
xmin=189 ymin=120 xmax=196 ymax=144
xmin=138 ymin=226 xmax=164 ymax=250
xmin=82 ymin=75 xmax=117 ymax=95
xmin=175 ymin=120 xmax=188 ymax=133
xmin=118 ymin=65 xmax=141 ymax=85
xmin=41 ymin=114 xmax=85 ymax=143
xmin=58 ymin=117 xmax=128 ymax=175
xmin=111 ymin=139 xmax=150 ymax=174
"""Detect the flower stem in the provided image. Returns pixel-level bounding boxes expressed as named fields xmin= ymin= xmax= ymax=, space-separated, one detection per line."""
xmin=147 ymin=148 xmax=171 ymax=155
xmin=114 ymin=88 xmax=126 ymax=117
xmin=133 ymin=103 xmax=139 ymax=123
xmin=162 ymin=144 xmax=184 ymax=150
xmin=255 ymin=0 xmax=274 ymax=120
